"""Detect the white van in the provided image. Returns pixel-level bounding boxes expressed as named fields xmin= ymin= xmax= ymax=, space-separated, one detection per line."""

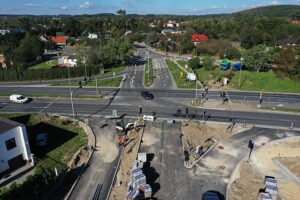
xmin=9 ymin=94 xmax=29 ymax=103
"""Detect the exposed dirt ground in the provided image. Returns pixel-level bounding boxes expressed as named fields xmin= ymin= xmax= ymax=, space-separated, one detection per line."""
xmin=228 ymin=160 xmax=264 ymax=200
xmin=277 ymin=157 xmax=300 ymax=178
xmin=229 ymin=138 xmax=300 ymax=200
xmin=109 ymin=126 xmax=144 ymax=200
xmin=193 ymin=101 xmax=257 ymax=113
xmin=182 ymin=121 xmax=252 ymax=150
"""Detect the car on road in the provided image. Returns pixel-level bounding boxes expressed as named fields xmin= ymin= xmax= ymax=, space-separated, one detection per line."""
xmin=202 ymin=191 xmax=223 ymax=200
xmin=9 ymin=94 xmax=30 ymax=103
xmin=141 ymin=91 xmax=154 ymax=100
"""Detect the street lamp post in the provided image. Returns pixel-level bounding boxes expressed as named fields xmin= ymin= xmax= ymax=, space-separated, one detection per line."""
xmin=67 ymin=66 xmax=75 ymax=118
xmin=95 ymin=75 xmax=99 ymax=98
xmin=239 ymin=57 xmax=244 ymax=88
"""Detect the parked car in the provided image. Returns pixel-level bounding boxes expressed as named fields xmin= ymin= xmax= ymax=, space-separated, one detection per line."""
xmin=141 ymin=91 xmax=154 ymax=100
xmin=36 ymin=133 xmax=48 ymax=147
xmin=9 ymin=94 xmax=29 ymax=103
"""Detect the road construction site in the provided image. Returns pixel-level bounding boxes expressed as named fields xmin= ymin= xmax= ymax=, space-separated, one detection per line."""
xmin=102 ymin=117 xmax=300 ymax=200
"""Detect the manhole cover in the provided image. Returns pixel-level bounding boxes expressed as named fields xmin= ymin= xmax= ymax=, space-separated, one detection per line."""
xmin=219 ymin=165 xmax=226 ymax=170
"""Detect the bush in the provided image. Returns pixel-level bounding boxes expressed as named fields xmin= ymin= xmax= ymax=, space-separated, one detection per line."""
xmin=188 ymin=57 xmax=200 ymax=69
xmin=0 ymin=166 xmax=57 ymax=200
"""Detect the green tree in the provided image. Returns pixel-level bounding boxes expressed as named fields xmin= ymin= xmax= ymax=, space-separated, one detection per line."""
xmin=14 ymin=32 xmax=43 ymax=66
xmin=117 ymin=9 xmax=126 ymax=15
xmin=188 ymin=57 xmax=200 ymax=69
xmin=290 ymin=58 xmax=300 ymax=81
xmin=202 ymin=56 xmax=215 ymax=70
xmin=243 ymin=45 xmax=275 ymax=72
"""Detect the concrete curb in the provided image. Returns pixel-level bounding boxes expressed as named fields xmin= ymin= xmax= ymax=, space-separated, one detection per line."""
xmin=60 ymin=115 xmax=96 ymax=200
xmin=226 ymin=136 xmax=300 ymax=200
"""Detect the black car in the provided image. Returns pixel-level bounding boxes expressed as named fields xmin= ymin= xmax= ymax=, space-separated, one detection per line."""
xmin=141 ymin=91 xmax=154 ymax=100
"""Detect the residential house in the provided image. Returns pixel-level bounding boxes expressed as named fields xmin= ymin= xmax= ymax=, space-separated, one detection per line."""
xmin=149 ymin=23 xmax=157 ymax=28
xmin=51 ymin=36 xmax=67 ymax=46
xmin=277 ymin=37 xmax=299 ymax=48
xmin=192 ymin=34 xmax=209 ymax=45
xmin=0 ymin=54 xmax=7 ymax=69
xmin=58 ymin=55 xmax=77 ymax=67
xmin=0 ymin=29 xmax=10 ymax=36
xmin=88 ymin=33 xmax=98 ymax=39
xmin=0 ymin=118 xmax=32 ymax=174
xmin=51 ymin=32 xmax=68 ymax=46
xmin=161 ymin=29 xmax=174 ymax=35
xmin=164 ymin=20 xmax=180 ymax=28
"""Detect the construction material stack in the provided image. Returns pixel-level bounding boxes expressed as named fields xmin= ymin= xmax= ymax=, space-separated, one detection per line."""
xmin=126 ymin=153 xmax=152 ymax=200
xmin=257 ymin=176 xmax=278 ymax=200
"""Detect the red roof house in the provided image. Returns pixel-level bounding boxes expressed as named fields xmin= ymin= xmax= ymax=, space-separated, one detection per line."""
xmin=51 ymin=36 xmax=66 ymax=46
xmin=192 ymin=34 xmax=208 ymax=44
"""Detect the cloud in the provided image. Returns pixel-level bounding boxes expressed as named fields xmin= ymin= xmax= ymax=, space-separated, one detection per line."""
xmin=79 ymin=1 xmax=91 ymax=9
xmin=25 ymin=3 xmax=42 ymax=7
xmin=270 ymin=0 xmax=281 ymax=5
xmin=61 ymin=6 xmax=67 ymax=10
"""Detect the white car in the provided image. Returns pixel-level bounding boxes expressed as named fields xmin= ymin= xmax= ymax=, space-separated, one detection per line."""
xmin=9 ymin=94 xmax=29 ymax=103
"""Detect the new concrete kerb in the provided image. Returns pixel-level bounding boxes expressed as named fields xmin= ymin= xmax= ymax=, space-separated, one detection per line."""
xmin=58 ymin=115 xmax=96 ymax=200
xmin=225 ymin=136 xmax=300 ymax=200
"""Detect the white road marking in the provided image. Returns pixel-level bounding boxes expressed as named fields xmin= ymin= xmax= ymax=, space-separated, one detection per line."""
xmin=39 ymin=98 xmax=58 ymax=113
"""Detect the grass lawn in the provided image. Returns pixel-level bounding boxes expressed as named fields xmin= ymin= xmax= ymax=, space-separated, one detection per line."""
xmin=28 ymin=60 xmax=58 ymax=70
xmin=174 ymin=60 xmax=300 ymax=93
xmin=101 ymin=64 xmax=126 ymax=76
xmin=166 ymin=59 xmax=196 ymax=89
xmin=52 ymin=76 xmax=123 ymax=87
xmin=177 ymin=60 xmax=188 ymax=68
xmin=0 ymin=113 xmax=87 ymax=170
xmin=144 ymin=59 xmax=153 ymax=86
xmin=230 ymin=71 xmax=300 ymax=93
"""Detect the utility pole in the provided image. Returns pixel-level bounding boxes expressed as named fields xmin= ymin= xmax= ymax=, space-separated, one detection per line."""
xmin=148 ymin=51 xmax=150 ymax=81
xmin=239 ymin=57 xmax=244 ymax=88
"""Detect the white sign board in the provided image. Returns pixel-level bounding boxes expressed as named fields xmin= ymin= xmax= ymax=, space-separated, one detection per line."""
xmin=143 ymin=115 xmax=154 ymax=121
xmin=186 ymin=73 xmax=196 ymax=81
xmin=138 ymin=153 xmax=147 ymax=162
xmin=112 ymin=109 xmax=117 ymax=117
xmin=113 ymin=72 xmax=116 ymax=77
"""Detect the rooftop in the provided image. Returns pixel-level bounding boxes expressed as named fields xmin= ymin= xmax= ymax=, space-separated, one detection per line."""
xmin=0 ymin=118 xmax=22 ymax=135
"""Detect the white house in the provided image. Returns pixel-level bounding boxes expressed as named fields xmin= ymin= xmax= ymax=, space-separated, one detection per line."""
xmin=88 ymin=33 xmax=98 ymax=39
xmin=58 ymin=55 xmax=77 ymax=67
xmin=0 ymin=29 xmax=10 ymax=36
xmin=0 ymin=118 xmax=32 ymax=174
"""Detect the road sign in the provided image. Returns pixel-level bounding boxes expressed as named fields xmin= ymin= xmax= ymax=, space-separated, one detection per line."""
xmin=143 ymin=115 xmax=154 ymax=121
xmin=112 ymin=109 xmax=117 ymax=117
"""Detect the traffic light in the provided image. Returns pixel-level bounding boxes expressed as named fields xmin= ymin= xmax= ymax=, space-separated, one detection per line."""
xmin=79 ymin=81 xmax=82 ymax=88
xmin=186 ymin=108 xmax=189 ymax=114
xmin=139 ymin=106 xmax=143 ymax=114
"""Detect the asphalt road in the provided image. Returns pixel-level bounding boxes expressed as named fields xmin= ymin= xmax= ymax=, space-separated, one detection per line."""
xmin=1 ymin=86 xmax=300 ymax=109
xmin=0 ymin=97 xmax=299 ymax=128
xmin=152 ymin=58 xmax=176 ymax=89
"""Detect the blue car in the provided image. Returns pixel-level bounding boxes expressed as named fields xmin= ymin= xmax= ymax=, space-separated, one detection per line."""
xmin=232 ymin=63 xmax=244 ymax=71
xmin=202 ymin=191 xmax=223 ymax=200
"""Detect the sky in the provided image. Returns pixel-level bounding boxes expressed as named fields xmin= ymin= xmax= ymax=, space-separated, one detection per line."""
xmin=0 ymin=0 xmax=300 ymax=15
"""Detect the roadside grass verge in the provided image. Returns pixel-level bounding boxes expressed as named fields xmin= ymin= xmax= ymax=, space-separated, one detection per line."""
xmin=166 ymin=59 xmax=196 ymax=89
xmin=0 ymin=113 xmax=87 ymax=170
xmin=144 ymin=58 xmax=153 ymax=86
xmin=51 ymin=76 xmax=123 ymax=87
xmin=176 ymin=59 xmax=300 ymax=93
xmin=0 ymin=113 xmax=88 ymax=199
xmin=28 ymin=60 xmax=58 ymax=70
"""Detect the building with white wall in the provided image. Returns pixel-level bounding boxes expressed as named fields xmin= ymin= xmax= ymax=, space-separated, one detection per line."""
xmin=0 ymin=118 xmax=32 ymax=174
